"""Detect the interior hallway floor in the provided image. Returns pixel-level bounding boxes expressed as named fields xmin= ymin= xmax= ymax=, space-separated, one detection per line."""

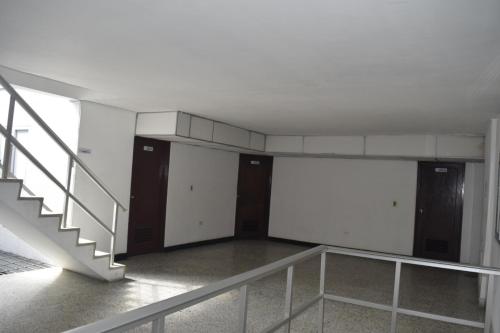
xmin=0 ymin=240 xmax=484 ymax=333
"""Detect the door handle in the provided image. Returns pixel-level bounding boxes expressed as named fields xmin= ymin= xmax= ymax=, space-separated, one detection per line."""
xmin=131 ymin=195 xmax=135 ymax=199
xmin=419 ymin=208 xmax=423 ymax=214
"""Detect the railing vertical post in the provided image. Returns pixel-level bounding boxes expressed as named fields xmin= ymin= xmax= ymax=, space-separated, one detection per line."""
xmin=390 ymin=261 xmax=402 ymax=333
xmin=109 ymin=202 xmax=119 ymax=266
xmin=284 ymin=265 xmax=294 ymax=333
xmin=238 ymin=284 xmax=249 ymax=332
xmin=484 ymin=274 xmax=495 ymax=333
xmin=151 ymin=315 xmax=165 ymax=333
xmin=62 ymin=157 xmax=74 ymax=228
xmin=318 ymin=251 xmax=326 ymax=333
xmin=2 ymin=95 xmax=15 ymax=179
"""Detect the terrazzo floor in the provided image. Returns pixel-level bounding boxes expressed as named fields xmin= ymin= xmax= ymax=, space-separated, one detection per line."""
xmin=0 ymin=240 xmax=484 ymax=333
xmin=0 ymin=250 xmax=51 ymax=276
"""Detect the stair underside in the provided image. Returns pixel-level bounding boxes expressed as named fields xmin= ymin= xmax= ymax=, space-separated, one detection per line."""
xmin=0 ymin=179 xmax=126 ymax=280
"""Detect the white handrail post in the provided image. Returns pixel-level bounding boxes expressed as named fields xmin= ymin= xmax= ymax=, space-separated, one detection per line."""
xmin=284 ymin=265 xmax=294 ymax=333
xmin=484 ymin=274 xmax=495 ymax=333
xmin=109 ymin=202 xmax=119 ymax=266
xmin=62 ymin=157 xmax=74 ymax=228
xmin=151 ymin=315 xmax=165 ymax=333
xmin=238 ymin=284 xmax=249 ymax=332
xmin=390 ymin=261 xmax=402 ymax=333
xmin=318 ymin=251 xmax=326 ymax=333
xmin=2 ymin=95 xmax=15 ymax=179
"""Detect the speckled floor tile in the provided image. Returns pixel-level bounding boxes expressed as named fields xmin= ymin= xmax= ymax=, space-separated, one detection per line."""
xmin=0 ymin=250 xmax=51 ymax=275
xmin=0 ymin=240 xmax=484 ymax=332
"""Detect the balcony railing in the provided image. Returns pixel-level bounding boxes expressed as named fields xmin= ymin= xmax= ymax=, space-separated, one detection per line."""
xmin=0 ymin=74 xmax=126 ymax=266
xmin=65 ymin=244 xmax=500 ymax=333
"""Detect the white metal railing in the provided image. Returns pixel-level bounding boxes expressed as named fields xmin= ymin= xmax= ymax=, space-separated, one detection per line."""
xmin=325 ymin=246 xmax=500 ymax=333
xmin=0 ymin=74 xmax=126 ymax=266
xmin=64 ymin=244 xmax=500 ymax=333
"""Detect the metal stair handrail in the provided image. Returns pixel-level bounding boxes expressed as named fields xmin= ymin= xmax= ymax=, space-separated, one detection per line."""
xmin=65 ymin=244 xmax=500 ymax=333
xmin=0 ymin=74 xmax=126 ymax=266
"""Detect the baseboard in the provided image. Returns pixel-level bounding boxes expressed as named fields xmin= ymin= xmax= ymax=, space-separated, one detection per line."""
xmin=164 ymin=236 xmax=235 ymax=252
xmin=267 ymin=236 xmax=319 ymax=248
xmin=114 ymin=253 xmax=128 ymax=261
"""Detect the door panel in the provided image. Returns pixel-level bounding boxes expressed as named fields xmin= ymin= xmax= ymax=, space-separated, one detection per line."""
xmin=235 ymin=154 xmax=273 ymax=238
xmin=127 ymin=137 xmax=170 ymax=255
xmin=413 ymin=162 xmax=465 ymax=262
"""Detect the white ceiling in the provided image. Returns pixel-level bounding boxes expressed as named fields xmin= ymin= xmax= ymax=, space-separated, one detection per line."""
xmin=1 ymin=0 xmax=500 ymax=135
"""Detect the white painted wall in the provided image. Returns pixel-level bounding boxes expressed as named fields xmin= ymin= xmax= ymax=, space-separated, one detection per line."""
xmin=164 ymin=143 xmax=238 ymax=247
xmin=461 ymin=163 xmax=484 ymax=265
xmin=480 ymin=119 xmax=500 ymax=332
xmin=71 ymin=101 xmax=135 ymax=254
xmin=269 ymin=157 xmax=418 ymax=255
xmin=269 ymin=157 xmax=484 ymax=258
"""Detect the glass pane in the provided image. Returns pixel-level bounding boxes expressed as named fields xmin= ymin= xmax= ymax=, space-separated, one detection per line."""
xmin=397 ymin=314 xmax=482 ymax=333
xmin=399 ymin=264 xmax=484 ymax=322
xmin=164 ymin=291 xmax=239 ymax=333
xmin=246 ymin=269 xmax=287 ymax=332
xmin=291 ymin=301 xmax=319 ymax=332
xmin=324 ymin=300 xmax=391 ymax=333
xmin=292 ymin=255 xmax=321 ymax=311
xmin=325 ymin=253 xmax=395 ymax=305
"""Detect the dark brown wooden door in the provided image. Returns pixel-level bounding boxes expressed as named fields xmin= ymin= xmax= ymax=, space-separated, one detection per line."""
xmin=413 ymin=162 xmax=465 ymax=262
xmin=127 ymin=137 xmax=170 ymax=255
xmin=235 ymin=154 xmax=273 ymax=238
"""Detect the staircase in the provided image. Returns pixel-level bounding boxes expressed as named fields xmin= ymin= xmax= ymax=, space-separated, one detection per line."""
xmin=0 ymin=75 xmax=126 ymax=281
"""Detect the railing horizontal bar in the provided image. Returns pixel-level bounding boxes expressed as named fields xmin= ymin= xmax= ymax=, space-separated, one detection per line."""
xmin=65 ymin=246 xmax=327 ymax=333
xmin=0 ymin=75 xmax=126 ymax=210
xmin=324 ymin=294 xmax=393 ymax=312
xmin=397 ymin=308 xmax=485 ymax=329
xmin=327 ymin=246 xmax=500 ymax=276
xmin=324 ymin=293 xmax=485 ymax=329
xmin=0 ymin=126 xmax=114 ymax=235
xmin=261 ymin=294 xmax=323 ymax=333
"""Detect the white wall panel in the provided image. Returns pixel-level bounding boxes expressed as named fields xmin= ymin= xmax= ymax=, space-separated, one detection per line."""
xmin=269 ymin=157 xmax=418 ymax=255
xmin=436 ymin=135 xmax=484 ymax=159
xmin=461 ymin=162 xmax=484 ymax=265
xmin=190 ymin=116 xmax=214 ymax=141
xmin=165 ymin=143 xmax=238 ymax=246
xmin=266 ymin=136 xmax=303 ymax=153
xmin=136 ymin=112 xmax=177 ymax=136
xmin=250 ymin=132 xmax=266 ymax=151
xmin=303 ymin=136 xmax=364 ymax=155
xmin=213 ymin=123 xmax=249 ymax=148
xmin=365 ymin=135 xmax=436 ymax=157
xmin=176 ymin=112 xmax=191 ymax=136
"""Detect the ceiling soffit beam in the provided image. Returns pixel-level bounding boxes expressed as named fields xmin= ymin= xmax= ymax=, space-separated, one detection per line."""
xmin=136 ymin=111 xmax=485 ymax=161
